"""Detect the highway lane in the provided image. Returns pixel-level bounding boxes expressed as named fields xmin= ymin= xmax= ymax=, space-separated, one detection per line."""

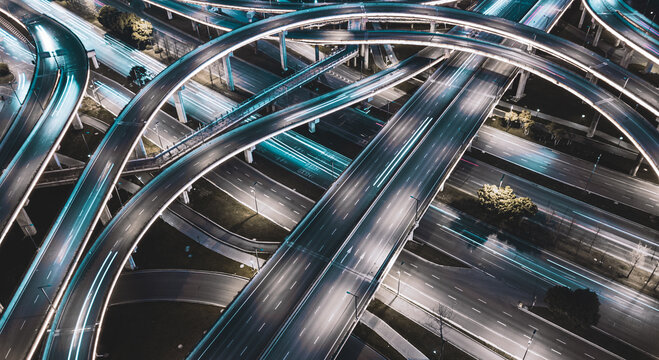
xmin=3 ymin=5 xmax=409 ymax=359
xmin=416 ymin=198 xmax=659 ymax=356
xmin=43 ymin=52 xmax=441 ymax=360
xmin=0 ymin=14 xmax=88 ymax=244
xmin=584 ymin=0 xmax=659 ymax=65
xmin=286 ymin=28 xmax=659 ymax=176
xmin=474 ymin=126 xmax=659 ymax=215
xmin=383 ymin=250 xmax=623 ymax=360
xmin=0 ymin=10 xmax=34 ymax=141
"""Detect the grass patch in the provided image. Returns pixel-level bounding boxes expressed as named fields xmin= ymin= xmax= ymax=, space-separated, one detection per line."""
xmin=353 ymin=322 xmax=406 ymax=360
xmin=404 ymin=242 xmax=469 ymax=268
xmin=188 ymin=178 xmax=289 ymax=242
xmin=531 ymin=307 xmax=654 ymax=360
xmin=134 ymin=219 xmax=256 ymax=278
xmin=79 ymin=96 xmax=116 ymax=126
xmin=367 ymin=299 xmax=474 ymax=360
xmin=58 ymin=124 xmax=104 ymax=162
xmin=98 ymin=302 xmax=222 ymax=360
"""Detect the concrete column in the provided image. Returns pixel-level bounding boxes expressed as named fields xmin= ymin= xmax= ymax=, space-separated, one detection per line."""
xmin=578 ymin=7 xmax=587 ymax=28
xmin=621 ymin=48 xmax=634 ymax=68
xmin=308 ymin=119 xmax=319 ymax=133
xmin=72 ymin=113 xmax=83 ymax=130
xmin=279 ymin=31 xmax=288 ymax=71
xmin=53 ymin=153 xmax=62 ymax=169
xmin=223 ymin=53 xmax=235 ymax=91
xmin=192 ymin=20 xmax=199 ymax=35
xmin=125 ymin=255 xmax=138 ymax=271
xmin=362 ymin=44 xmax=369 ymax=70
xmin=614 ymin=38 xmax=621 ymax=47
xmin=593 ymin=25 xmax=603 ymax=47
xmin=99 ymin=203 xmax=112 ymax=225
xmin=243 ymin=146 xmax=256 ymax=164
xmin=630 ymin=153 xmax=644 ymax=176
xmin=587 ymin=114 xmax=600 ymax=138
xmin=87 ymin=50 xmax=99 ymax=69
xmin=315 ymin=45 xmax=320 ymax=62
xmin=173 ymin=87 xmax=188 ymax=123
xmin=179 ymin=186 xmax=191 ymax=204
xmin=166 ymin=10 xmax=173 ymax=20
xmin=137 ymin=138 xmax=147 ymax=158
xmin=644 ymin=61 xmax=653 ymax=74
xmin=430 ymin=21 xmax=436 ymax=33
xmin=515 ymin=70 xmax=529 ymax=100
xmin=16 ymin=207 xmax=37 ymax=237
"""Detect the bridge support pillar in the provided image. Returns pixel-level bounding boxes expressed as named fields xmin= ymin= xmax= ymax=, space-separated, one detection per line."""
xmin=100 ymin=195 xmax=113 ymax=225
xmin=223 ymin=53 xmax=235 ymax=91
xmin=593 ymin=25 xmax=603 ymax=47
xmin=621 ymin=48 xmax=634 ymax=68
xmin=644 ymin=61 xmax=653 ymax=74
xmin=279 ymin=31 xmax=288 ymax=71
xmin=244 ymin=146 xmax=256 ymax=164
xmin=53 ymin=153 xmax=63 ymax=169
xmin=192 ymin=20 xmax=199 ymax=35
xmin=630 ymin=153 xmax=644 ymax=177
xmin=578 ymin=7 xmax=587 ymax=28
xmin=166 ymin=10 xmax=173 ymax=20
xmin=308 ymin=119 xmax=319 ymax=133
xmin=614 ymin=38 xmax=621 ymax=47
xmin=72 ymin=113 xmax=84 ymax=130
xmin=514 ymin=70 xmax=529 ymax=100
xmin=125 ymin=255 xmax=138 ymax=271
xmin=362 ymin=44 xmax=370 ymax=70
xmin=137 ymin=138 xmax=148 ymax=158
xmin=587 ymin=114 xmax=600 ymax=138
xmin=179 ymin=186 xmax=192 ymax=204
xmin=16 ymin=206 xmax=37 ymax=237
xmin=173 ymin=87 xmax=188 ymax=124
xmin=315 ymin=45 xmax=320 ymax=62
xmin=87 ymin=50 xmax=99 ymax=69
xmin=430 ymin=21 xmax=436 ymax=33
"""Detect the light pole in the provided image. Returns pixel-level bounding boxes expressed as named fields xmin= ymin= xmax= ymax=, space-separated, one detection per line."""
xmin=251 ymin=181 xmax=259 ymax=214
xmin=584 ymin=153 xmax=601 ymax=191
xmin=619 ymin=76 xmax=629 ymax=98
xmin=396 ymin=260 xmax=405 ymax=296
xmin=346 ymin=291 xmax=359 ymax=319
xmin=254 ymin=248 xmax=264 ymax=272
xmin=410 ymin=195 xmax=420 ymax=221
xmin=154 ymin=123 xmax=164 ymax=149
xmin=522 ymin=329 xmax=537 ymax=360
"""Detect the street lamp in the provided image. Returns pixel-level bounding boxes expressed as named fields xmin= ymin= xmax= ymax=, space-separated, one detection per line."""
xmin=396 ymin=261 xmax=405 ymax=296
xmin=254 ymin=247 xmax=264 ymax=272
xmin=522 ymin=329 xmax=537 ymax=360
xmin=584 ymin=153 xmax=601 ymax=192
xmin=346 ymin=291 xmax=359 ymax=319
xmin=251 ymin=181 xmax=259 ymax=214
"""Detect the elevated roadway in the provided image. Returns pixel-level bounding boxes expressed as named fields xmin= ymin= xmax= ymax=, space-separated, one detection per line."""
xmin=180 ymin=0 xmax=455 ymax=14
xmin=42 ymin=52 xmax=441 ymax=359
xmin=584 ymin=0 xmax=659 ymax=65
xmin=0 ymin=14 xmax=88 ymax=244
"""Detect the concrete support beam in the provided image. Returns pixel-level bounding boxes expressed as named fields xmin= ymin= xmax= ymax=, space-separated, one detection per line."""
xmin=587 ymin=114 xmax=600 ymax=138
xmin=279 ymin=31 xmax=288 ymax=71
xmin=223 ymin=53 xmax=235 ymax=91
xmin=621 ymin=48 xmax=635 ymax=68
xmin=87 ymin=50 xmax=99 ymax=69
xmin=173 ymin=87 xmax=188 ymax=123
xmin=166 ymin=10 xmax=173 ymax=20
xmin=16 ymin=207 xmax=37 ymax=237
xmin=630 ymin=153 xmax=644 ymax=176
xmin=244 ymin=146 xmax=256 ymax=164
xmin=137 ymin=138 xmax=147 ymax=158
xmin=578 ymin=7 xmax=587 ymax=28
xmin=593 ymin=25 xmax=603 ymax=47
xmin=100 ymin=203 xmax=112 ymax=225
xmin=72 ymin=113 xmax=83 ymax=130
xmin=179 ymin=186 xmax=191 ymax=204
xmin=514 ymin=70 xmax=529 ymax=100
xmin=308 ymin=119 xmax=319 ymax=133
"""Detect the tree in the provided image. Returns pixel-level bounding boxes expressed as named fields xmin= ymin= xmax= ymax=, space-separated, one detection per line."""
xmin=627 ymin=242 xmax=648 ymax=278
xmin=519 ymin=110 xmax=534 ymax=136
xmin=426 ymin=304 xmax=454 ymax=359
xmin=66 ymin=0 xmax=96 ymax=19
xmin=545 ymin=286 xmax=600 ymax=328
xmin=0 ymin=63 xmax=10 ymax=77
xmin=128 ymin=65 xmax=150 ymax=87
xmin=477 ymin=184 xmax=538 ymax=223
xmin=97 ymin=6 xmax=153 ymax=49
xmin=503 ymin=110 xmax=518 ymax=130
